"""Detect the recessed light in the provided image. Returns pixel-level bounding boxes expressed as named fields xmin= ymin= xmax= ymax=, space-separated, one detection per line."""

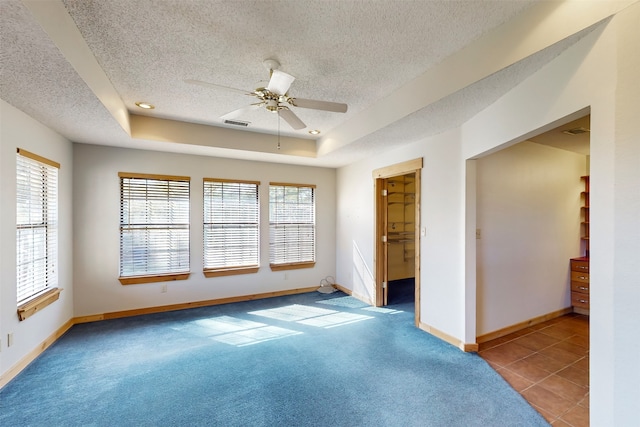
xmin=135 ymin=102 xmax=155 ymax=109
xmin=309 ymin=129 xmax=321 ymax=135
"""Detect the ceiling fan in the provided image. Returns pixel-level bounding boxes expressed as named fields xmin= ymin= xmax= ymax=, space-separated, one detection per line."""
xmin=185 ymin=59 xmax=348 ymax=130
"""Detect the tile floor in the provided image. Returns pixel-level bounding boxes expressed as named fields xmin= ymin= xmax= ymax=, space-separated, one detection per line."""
xmin=479 ymin=313 xmax=589 ymax=426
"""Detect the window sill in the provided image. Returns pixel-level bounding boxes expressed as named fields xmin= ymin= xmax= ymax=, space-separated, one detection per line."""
xmin=270 ymin=262 xmax=316 ymax=271
xmin=204 ymin=266 xmax=259 ymax=278
xmin=119 ymin=273 xmax=190 ymax=285
xmin=17 ymin=288 xmax=62 ymax=321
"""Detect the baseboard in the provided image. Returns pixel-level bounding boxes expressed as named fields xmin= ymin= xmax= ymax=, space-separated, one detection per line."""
xmin=0 ymin=318 xmax=74 ymax=389
xmin=333 ymin=283 xmax=351 ymax=295
xmin=75 ymin=286 xmax=319 ymax=323
xmin=336 ymin=286 xmax=476 ymax=352
xmin=476 ymin=307 xmax=574 ymax=344
xmin=418 ymin=322 xmax=478 ymax=353
xmin=1 ymin=286 xmax=318 ymax=390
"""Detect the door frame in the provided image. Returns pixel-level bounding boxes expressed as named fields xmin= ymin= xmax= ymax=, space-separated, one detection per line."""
xmin=373 ymin=158 xmax=423 ymax=326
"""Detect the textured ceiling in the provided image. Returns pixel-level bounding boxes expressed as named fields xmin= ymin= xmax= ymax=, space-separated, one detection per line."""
xmin=0 ymin=1 xmax=607 ymax=167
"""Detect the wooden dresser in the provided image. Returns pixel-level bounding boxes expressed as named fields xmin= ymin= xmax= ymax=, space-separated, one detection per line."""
xmin=570 ymin=256 xmax=590 ymax=314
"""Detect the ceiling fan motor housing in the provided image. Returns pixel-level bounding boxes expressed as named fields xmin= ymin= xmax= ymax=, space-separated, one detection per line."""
xmin=266 ymin=98 xmax=279 ymax=112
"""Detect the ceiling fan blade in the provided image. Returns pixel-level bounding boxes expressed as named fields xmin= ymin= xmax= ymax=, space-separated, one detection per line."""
xmin=221 ymin=103 xmax=262 ymax=120
xmin=266 ymin=70 xmax=295 ymax=95
xmin=290 ymin=98 xmax=348 ymax=113
xmin=185 ymin=79 xmax=250 ymax=95
xmin=279 ymin=107 xmax=306 ymax=130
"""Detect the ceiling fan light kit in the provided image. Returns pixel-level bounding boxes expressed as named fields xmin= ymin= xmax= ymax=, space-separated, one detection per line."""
xmin=186 ymin=58 xmax=348 ymax=131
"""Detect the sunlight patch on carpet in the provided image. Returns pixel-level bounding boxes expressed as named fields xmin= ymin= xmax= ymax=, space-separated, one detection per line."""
xmin=250 ymin=304 xmax=373 ymax=328
xmin=316 ymin=296 xmax=369 ymax=309
xmin=298 ymin=311 xmax=373 ymax=328
xmin=172 ymin=315 xmax=302 ymax=346
xmin=249 ymin=304 xmax=335 ymax=322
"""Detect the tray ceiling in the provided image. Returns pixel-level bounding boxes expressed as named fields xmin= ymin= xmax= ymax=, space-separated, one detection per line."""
xmin=0 ymin=1 xmax=615 ymax=167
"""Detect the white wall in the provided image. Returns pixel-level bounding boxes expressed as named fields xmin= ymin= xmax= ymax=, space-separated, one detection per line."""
xmin=72 ymin=144 xmax=336 ymax=316
xmin=475 ymin=141 xmax=587 ymax=335
xmin=611 ymin=3 xmax=640 ymax=423
xmin=336 ymin=4 xmax=639 ymax=424
xmin=0 ymin=100 xmax=74 ymax=379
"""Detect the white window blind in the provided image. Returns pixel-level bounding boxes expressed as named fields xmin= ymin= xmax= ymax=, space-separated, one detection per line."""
xmin=16 ymin=149 xmax=59 ymax=304
xmin=119 ymin=173 xmax=190 ymax=278
xmin=269 ymin=183 xmax=316 ymax=266
xmin=203 ymin=179 xmax=259 ymax=271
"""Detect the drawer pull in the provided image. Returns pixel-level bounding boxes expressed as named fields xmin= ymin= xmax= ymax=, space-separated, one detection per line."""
xmin=579 ymin=266 xmax=588 ymax=270
xmin=579 ymin=286 xmax=588 ymax=291
xmin=579 ymin=299 xmax=588 ymax=303
xmin=578 ymin=276 xmax=587 ymax=280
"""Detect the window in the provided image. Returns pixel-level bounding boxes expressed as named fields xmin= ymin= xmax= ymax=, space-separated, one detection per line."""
xmin=269 ymin=183 xmax=316 ymax=270
xmin=203 ymin=179 xmax=260 ymax=277
xmin=119 ymin=173 xmax=190 ymax=284
xmin=16 ymin=149 xmax=61 ymax=319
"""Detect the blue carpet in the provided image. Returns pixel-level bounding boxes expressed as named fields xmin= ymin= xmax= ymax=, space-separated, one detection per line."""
xmin=0 ymin=291 xmax=548 ymax=426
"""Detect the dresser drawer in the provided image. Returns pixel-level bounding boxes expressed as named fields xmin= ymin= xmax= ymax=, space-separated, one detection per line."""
xmin=570 ymin=259 xmax=589 ymax=273
xmin=571 ymin=282 xmax=590 ymax=294
xmin=571 ymin=292 xmax=590 ymax=308
xmin=571 ymin=271 xmax=590 ymax=283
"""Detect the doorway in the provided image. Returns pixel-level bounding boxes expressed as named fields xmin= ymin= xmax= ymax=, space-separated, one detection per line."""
xmin=474 ymin=113 xmax=590 ymax=337
xmin=374 ymin=158 xmax=422 ymax=326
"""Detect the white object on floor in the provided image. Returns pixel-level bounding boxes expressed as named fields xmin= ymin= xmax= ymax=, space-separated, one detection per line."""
xmin=317 ymin=276 xmax=337 ymax=294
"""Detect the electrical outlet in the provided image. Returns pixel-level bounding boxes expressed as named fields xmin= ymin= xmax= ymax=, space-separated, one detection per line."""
xmin=7 ymin=333 xmax=14 ymax=347
xmin=161 ymin=284 xmax=167 ymax=293
xmin=476 ymin=229 xmax=481 ymax=239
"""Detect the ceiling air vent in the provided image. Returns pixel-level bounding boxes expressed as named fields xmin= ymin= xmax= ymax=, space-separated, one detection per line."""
xmin=224 ymin=119 xmax=250 ymax=127
xmin=562 ymin=127 xmax=590 ymax=135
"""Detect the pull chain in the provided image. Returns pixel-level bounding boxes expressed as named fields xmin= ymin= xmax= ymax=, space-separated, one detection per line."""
xmin=277 ymin=111 xmax=281 ymax=150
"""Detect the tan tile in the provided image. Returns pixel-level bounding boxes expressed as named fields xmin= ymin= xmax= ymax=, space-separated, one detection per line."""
xmin=565 ymin=334 xmax=589 ymax=349
xmin=513 ymin=332 xmax=561 ymax=351
xmin=532 ymin=404 xmax=557 ymax=423
xmin=560 ymin=404 xmax=590 ymax=427
xmin=557 ymin=365 xmax=589 ymax=388
xmin=551 ymin=419 xmax=573 ymax=426
xmin=538 ymin=374 xmax=589 ymax=403
xmin=505 ymin=327 xmax=537 ymax=339
xmin=540 ymin=345 xmax=584 ymax=365
xmin=528 ymin=323 xmax=547 ymax=332
xmin=522 ymin=385 xmax=575 ymax=417
xmin=579 ymin=393 xmax=590 ymax=408
xmin=497 ymin=368 xmax=534 ymax=392
xmin=478 ymin=335 xmax=514 ymax=351
xmin=479 ymin=341 xmax=534 ymax=367
xmin=553 ymin=339 xmax=589 ymax=356
xmin=523 ymin=352 xmax=569 ymax=374
xmin=506 ymin=358 xmax=553 ymax=383
xmin=563 ymin=317 xmax=590 ymax=335
xmin=482 ymin=328 xmax=535 ymax=348
xmin=539 ymin=324 xmax=578 ymax=340
xmin=545 ymin=316 xmax=572 ymax=326
xmin=573 ymin=356 xmax=589 ymax=372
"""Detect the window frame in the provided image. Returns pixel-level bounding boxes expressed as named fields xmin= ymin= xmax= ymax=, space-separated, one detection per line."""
xmin=268 ymin=182 xmax=316 ymax=271
xmin=118 ymin=172 xmax=191 ymax=285
xmin=16 ymin=148 xmax=61 ymax=320
xmin=203 ymin=178 xmax=260 ymax=277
